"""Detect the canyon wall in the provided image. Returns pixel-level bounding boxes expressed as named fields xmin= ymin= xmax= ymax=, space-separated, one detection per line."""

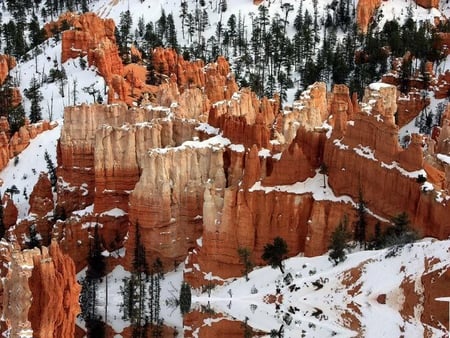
xmin=0 ymin=241 xmax=79 ymax=337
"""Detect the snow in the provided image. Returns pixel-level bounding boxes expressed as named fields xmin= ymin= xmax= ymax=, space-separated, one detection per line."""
xmin=0 ymin=0 xmax=449 ymax=336
xmin=369 ymin=82 xmax=393 ymax=91
xmin=0 ymin=122 xmax=61 ymax=219
xmin=188 ymin=239 xmax=450 ymax=338
xmin=100 ymin=208 xmax=127 ymax=217
xmin=437 ymin=153 xmax=450 ymax=165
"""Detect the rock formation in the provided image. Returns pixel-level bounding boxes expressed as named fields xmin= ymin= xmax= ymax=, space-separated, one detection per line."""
xmin=356 ymin=0 xmax=382 ymax=33
xmin=0 ymin=55 xmax=15 ymax=85
xmin=54 ymin=71 xmax=450 ymax=285
xmin=0 ymin=241 xmax=79 ymax=337
xmin=29 ymin=173 xmax=54 ymax=218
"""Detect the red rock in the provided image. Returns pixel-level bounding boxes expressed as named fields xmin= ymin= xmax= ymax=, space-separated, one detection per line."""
xmin=28 ymin=241 xmax=80 ymax=338
xmin=0 ymin=54 xmax=16 ymax=85
xmin=356 ymin=0 xmax=382 ymax=33
xmin=3 ymin=194 xmax=17 ymax=229
xmin=29 ymin=173 xmax=54 ymax=218
xmin=0 ymin=241 xmax=79 ymax=336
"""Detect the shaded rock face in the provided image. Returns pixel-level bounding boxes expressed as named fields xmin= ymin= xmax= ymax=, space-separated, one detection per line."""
xmin=0 ymin=241 xmax=79 ymax=337
xmin=324 ymin=83 xmax=450 ymax=239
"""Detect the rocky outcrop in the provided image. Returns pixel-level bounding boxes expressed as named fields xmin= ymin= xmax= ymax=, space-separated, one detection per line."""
xmin=127 ymin=144 xmax=225 ymax=271
xmin=415 ymin=0 xmax=439 ymax=8
xmin=396 ymin=91 xmax=430 ymax=128
xmin=0 ymin=241 xmax=79 ymax=337
xmin=356 ymin=0 xmax=382 ymax=33
xmin=57 ymin=12 xmax=116 ymax=63
xmin=29 ymin=173 xmax=54 ymax=218
xmin=3 ymin=194 xmax=18 ymax=229
xmin=28 ymin=241 xmax=80 ymax=337
xmin=0 ymin=55 xmax=15 ymax=85
xmin=325 ymin=82 xmax=450 ymax=239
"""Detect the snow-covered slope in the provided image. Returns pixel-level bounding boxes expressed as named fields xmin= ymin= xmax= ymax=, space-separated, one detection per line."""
xmin=196 ymin=238 xmax=450 ymax=337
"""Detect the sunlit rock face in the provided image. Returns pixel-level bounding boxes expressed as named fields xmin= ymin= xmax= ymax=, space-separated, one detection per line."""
xmin=56 ymin=72 xmax=450 ymax=286
xmin=356 ymin=0 xmax=382 ymax=33
xmin=0 ymin=241 xmax=79 ymax=337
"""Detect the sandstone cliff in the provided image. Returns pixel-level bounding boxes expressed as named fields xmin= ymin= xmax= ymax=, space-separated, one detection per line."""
xmin=0 ymin=241 xmax=79 ymax=337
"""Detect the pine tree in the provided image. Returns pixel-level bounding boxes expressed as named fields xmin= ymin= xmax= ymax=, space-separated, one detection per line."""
xmin=44 ymin=150 xmax=57 ymax=191
xmin=86 ymin=222 xmax=106 ymax=280
xmin=166 ymin=14 xmax=178 ymax=50
xmin=354 ymin=190 xmax=367 ymax=248
xmin=27 ymin=224 xmax=41 ymax=249
xmin=238 ymin=247 xmax=253 ymax=281
xmin=261 ymin=237 xmax=288 ymax=273
xmin=118 ymin=10 xmax=132 ymax=53
xmin=8 ymin=104 xmax=25 ymax=135
xmin=328 ymin=215 xmax=351 ymax=266
xmin=25 ymin=75 xmax=43 ymax=123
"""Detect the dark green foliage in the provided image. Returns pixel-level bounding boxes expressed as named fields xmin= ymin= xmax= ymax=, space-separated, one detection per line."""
xmin=328 ymin=216 xmax=351 ymax=266
xmin=5 ymin=184 xmax=19 ymax=195
xmin=44 ymin=150 xmax=57 ymax=191
xmin=179 ymin=282 xmax=191 ymax=315
xmin=416 ymin=174 xmax=427 ymax=183
xmin=28 ymin=15 xmax=46 ymax=49
xmin=86 ymin=317 xmax=106 ymax=338
xmin=79 ymin=277 xmax=99 ymax=322
xmin=8 ymin=104 xmax=25 ymax=135
xmin=118 ymin=10 xmax=133 ymax=53
xmin=24 ymin=76 xmax=43 ymax=123
xmin=354 ymin=191 xmax=367 ymax=248
xmin=368 ymin=221 xmax=383 ymax=250
xmin=133 ymin=222 xmax=149 ymax=274
xmin=27 ymin=224 xmax=41 ymax=249
xmin=382 ymin=212 xmax=419 ymax=247
xmin=237 ymin=247 xmax=253 ymax=281
xmin=86 ymin=222 xmax=106 ymax=280
xmin=262 ymin=237 xmax=288 ymax=273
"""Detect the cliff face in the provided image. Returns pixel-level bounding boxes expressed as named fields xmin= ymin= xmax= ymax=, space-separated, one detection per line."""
xmin=0 ymin=54 xmax=15 ymax=85
xmin=325 ymin=83 xmax=450 ymax=239
xmin=356 ymin=0 xmax=382 ymax=33
xmin=0 ymin=241 xmax=79 ymax=337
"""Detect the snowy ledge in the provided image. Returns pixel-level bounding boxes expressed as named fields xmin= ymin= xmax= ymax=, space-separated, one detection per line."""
xmin=333 ymin=139 xmax=427 ymax=179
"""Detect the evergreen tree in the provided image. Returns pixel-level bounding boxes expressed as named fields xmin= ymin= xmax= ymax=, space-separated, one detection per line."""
xmin=383 ymin=212 xmax=418 ymax=246
xmin=118 ymin=10 xmax=132 ymax=53
xmin=328 ymin=215 xmax=351 ymax=266
xmin=27 ymin=224 xmax=41 ymax=249
xmin=44 ymin=150 xmax=57 ymax=191
xmin=237 ymin=247 xmax=253 ymax=281
xmin=179 ymin=282 xmax=191 ymax=315
xmin=24 ymin=76 xmax=43 ymax=123
xmin=8 ymin=104 xmax=25 ymax=135
xmin=166 ymin=14 xmax=178 ymax=50
xmin=261 ymin=237 xmax=288 ymax=273
xmin=354 ymin=190 xmax=367 ymax=248
xmin=28 ymin=15 xmax=46 ymax=49
xmin=86 ymin=222 xmax=106 ymax=280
